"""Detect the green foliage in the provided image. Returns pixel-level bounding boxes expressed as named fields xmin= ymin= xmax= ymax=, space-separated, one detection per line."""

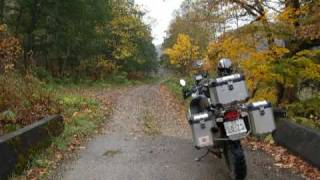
xmin=8 ymin=86 xmax=107 ymax=179
xmin=0 ymin=110 xmax=17 ymax=121
xmin=287 ymin=96 xmax=320 ymax=119
xmin=162 ymin=77 xmax=184 ymax=101
xmin=291 ymin=117 xmax=320 ymax=131
xmin=162 ymin=76 xmax=193 ymax=106
xmin=1 ymin=0 xmax=157 ymax=79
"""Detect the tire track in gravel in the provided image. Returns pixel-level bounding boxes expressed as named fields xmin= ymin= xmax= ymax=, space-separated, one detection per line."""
xmin=58 ymin=84 xmax=303 ymax=180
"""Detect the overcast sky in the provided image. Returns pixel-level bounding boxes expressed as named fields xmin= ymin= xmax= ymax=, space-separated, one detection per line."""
xmin=135 ymin=0 xmax=184 ymax=45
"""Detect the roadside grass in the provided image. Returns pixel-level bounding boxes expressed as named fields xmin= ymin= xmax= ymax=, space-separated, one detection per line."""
xmin=0 ymin=73 xmax=61 ymax=136
xmin=6 ymin=74 xmax=161 ymax=179
xmin=161 ymin=76 xmax=192 ymax=107
xmin=103 ymin=149 xmax=122 ymax=157
xmin=43 ymin=75 xmax=161 ymax=95
xmin=161 ymin=77 xmax=183 ymax=101
xmin=10 ymin=86 xmax=111 ymax=180
xmin=140 ymin=111 xmax=161 ymax=136
xmin=287 ymin=96 xmax=320 ymax=131
xmin=290 ymin=117 xmax=320 ymax=131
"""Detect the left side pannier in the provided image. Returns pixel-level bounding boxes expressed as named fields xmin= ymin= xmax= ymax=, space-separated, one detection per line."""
xmin=188 ymin=112 xmax=214 ymax=148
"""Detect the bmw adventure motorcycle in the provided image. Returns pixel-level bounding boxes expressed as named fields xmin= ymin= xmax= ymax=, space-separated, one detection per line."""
xmin=179 ymin=59 xmax=276 ymax=180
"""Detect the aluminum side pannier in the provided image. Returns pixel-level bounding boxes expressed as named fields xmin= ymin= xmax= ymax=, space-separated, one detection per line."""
xmin=209 ymin=74 xmax=249 ymax=105
xmin=188 ymin=112 xmax=214 ymax=148
xmin=247 ymin=101 xmax=276 ymax=135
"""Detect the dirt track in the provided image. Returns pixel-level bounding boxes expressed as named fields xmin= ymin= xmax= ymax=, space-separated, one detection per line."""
xmin=56 ymin=85 xmax=303 ymax=180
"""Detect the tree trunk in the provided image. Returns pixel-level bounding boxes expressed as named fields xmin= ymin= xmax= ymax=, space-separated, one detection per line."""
xmin=0 ymin=0 xmax=5 ymax=22
xmin=276 ymin=82 xmax=285 ymax=105
xmin=24 ymin=0 xmax=39 ymax=69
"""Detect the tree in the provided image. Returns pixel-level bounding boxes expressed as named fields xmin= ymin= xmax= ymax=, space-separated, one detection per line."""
xmin=1 ymin=0 xmax=157 ymax=78
xmin=164 ymin=34 xmax=200 ymax=74
xmin=0 ymin=24 xmax=21 ymax=73
xmin=163 ymin=0 xmax=219 ymax=53
xmin=106 ymin=0 xmax=158 ymax=74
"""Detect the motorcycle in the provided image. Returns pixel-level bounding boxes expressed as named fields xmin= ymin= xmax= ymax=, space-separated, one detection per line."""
xmin=179 ymin=70 xmax=250 ymax=180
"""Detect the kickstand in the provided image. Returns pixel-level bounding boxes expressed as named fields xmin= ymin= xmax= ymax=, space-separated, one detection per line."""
xmin=208 ymin=149 xmax=222 ymax=159
xmin=195 ymin=149 xmax=210 ymax=162
xmin=195 ymin=148 xmax=222 ymax=162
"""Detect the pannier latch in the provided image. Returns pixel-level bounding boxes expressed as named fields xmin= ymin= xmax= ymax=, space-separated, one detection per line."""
xmin=259 ymin=106 xmax=265 ymax=116
xmin=227 ymin=81 xmax=234 ymax=90
xmin=200 ymin=120 xmax=206 ymax=129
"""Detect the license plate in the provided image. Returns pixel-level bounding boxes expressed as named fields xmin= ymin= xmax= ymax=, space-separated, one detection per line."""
xmin=224 ymin=119 xmax=247 ymax=136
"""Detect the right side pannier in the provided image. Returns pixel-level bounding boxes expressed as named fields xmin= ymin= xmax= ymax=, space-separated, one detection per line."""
xmin=247 ymin=101 xmax=276 ymax=135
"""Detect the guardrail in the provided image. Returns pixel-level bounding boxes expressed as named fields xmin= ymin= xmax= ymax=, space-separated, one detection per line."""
xmin=272 ymin=110 xmax=320 ymax=168
xmin=0 ymin=115 xmax=64 ymax=179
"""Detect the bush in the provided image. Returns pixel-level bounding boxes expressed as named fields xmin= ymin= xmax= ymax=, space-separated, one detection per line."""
xmin=77 ymin=56 xmax=118 ymax=80
xmin=32 ymin=67 xmax=54 ymax=82
xmin=0 ymin=73 xmax=60 ymax=135
xmin=287 ymin=96 xmax=320 ymax=131
xmin=0 ymin=24 xmax=22 ymax=74
xmin=287 ymin=96 xmax=320 ymax=119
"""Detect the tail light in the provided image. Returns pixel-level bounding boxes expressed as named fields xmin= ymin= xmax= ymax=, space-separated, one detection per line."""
xmin=224 ymin=110 xmax=240 ymax=121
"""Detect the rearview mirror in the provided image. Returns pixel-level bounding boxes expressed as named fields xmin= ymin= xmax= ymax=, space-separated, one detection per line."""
xmin=193 ymin=60 xmax=204 ymax=69
xmin=179 ymin=79 xmax=186 ymax=87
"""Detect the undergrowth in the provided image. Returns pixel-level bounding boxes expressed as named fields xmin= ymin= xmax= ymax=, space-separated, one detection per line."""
xmin=161 ymin=76 xmax=192 ymax=107
xmin=0 ymin=73 xmax=60 ymax=135
xmin=10 ymin=85 xmax=109 ymax=180
xmin=287 ymin=96 xmax=320 ymax=131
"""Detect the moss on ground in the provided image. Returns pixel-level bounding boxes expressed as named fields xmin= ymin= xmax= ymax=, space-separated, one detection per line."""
xmin=140 ymin=111 xmax=161 ymax=136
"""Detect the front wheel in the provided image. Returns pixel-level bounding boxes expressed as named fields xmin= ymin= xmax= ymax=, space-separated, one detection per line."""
xmin=223 ymin=140 xmax=247 ymax=180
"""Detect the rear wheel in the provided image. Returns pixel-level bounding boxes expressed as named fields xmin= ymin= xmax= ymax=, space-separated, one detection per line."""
xmin=223 ymin=140 xmax=247 ymax=180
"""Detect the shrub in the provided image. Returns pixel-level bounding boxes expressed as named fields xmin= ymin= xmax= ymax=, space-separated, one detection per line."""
xmin=0 ymin=73 xmax=60 ymax=135
xmin=287 ymin=96 xmax=320 ymax=131
xmin=77 ymin=56 xmax=118 ymax=80
xmin=0 ymin=24 xmax=22 ymax=73
xmin=287 ymin=96 xmax=320 ymax=119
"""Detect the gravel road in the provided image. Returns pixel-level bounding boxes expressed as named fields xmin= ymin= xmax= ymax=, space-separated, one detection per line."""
xmin=57 ymin=85 xmax=303 ymax=180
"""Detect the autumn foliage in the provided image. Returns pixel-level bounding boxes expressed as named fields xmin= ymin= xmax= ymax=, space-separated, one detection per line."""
xmin=0 ymin=25 xmax=61 ymax=135
xmin=0 ymin=0 xmax=157 ymax=79
xmin=163 ymin=1 xmax=320 ymax=121
xmin=0 ymin=24 xmax=21 ymax=73
xmin=164 ymin=34 xmax=200 ymax=74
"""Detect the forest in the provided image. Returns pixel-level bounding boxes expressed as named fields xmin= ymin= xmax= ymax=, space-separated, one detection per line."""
xmin=0 ymin=0 xmax=158 ymax=134
xmin=162 ymin=0 xmax=320 ymax=130
xmin=0 ymin=0 xmax=158 ymax=78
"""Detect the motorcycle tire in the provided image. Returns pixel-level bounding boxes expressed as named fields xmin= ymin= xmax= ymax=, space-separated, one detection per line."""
xmin=223 ymin=140 xmax=247 ymax=180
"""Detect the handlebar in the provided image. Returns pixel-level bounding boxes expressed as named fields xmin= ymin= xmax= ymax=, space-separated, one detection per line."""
xmin=182 ymin=80 xmax=208 ymax=99
xmin=182 ymin=86 xmax=195 ymax=99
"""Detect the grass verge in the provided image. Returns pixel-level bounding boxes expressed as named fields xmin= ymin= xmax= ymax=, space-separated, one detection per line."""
xmin=161 ymin=77 xmax=184 ymax=102
xmin=140 ymin=110 xmax=160 ymax=136
xmin=10 ymin=86 xmax=113 ymax=180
